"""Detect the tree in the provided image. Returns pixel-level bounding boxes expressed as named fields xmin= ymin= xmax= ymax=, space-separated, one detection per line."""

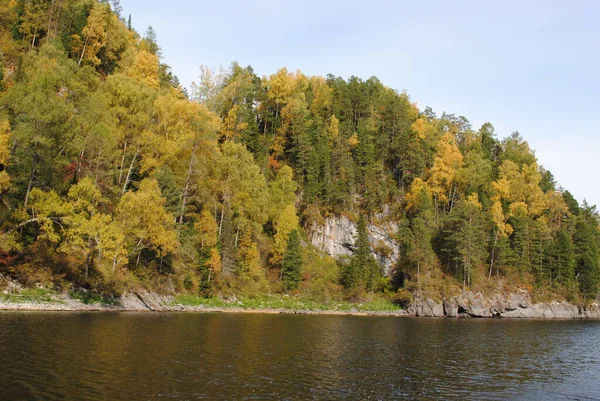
xmin=18 ymin=0 xmax=49 ymax=49
xmin=271 ymin=204 xmax=299 ymax=266
xmin=268 ymin=165 xmax=297 ymax=219
xmin=344 ymin=215 xmax=380 ymax=292
xmin=0 ymin=119 xmax=11 ymax=193
xmin=282 ymin=229 xmax=302 ymax=290
xmin=427 ymin=132 xmax=463 ymax=214
xmin=448 ymin=194 xmax=488 ymax=290
xmin=403 ymin=178 xmax=436 ymax=279
xmin=141 ymin=26 xmax=160 ymax=57
xmin=128 ymin=50 xmax=160 ymax=88
xmin=116 ymin=178 xmax=178 ymax=267
xmin=73 ymin=2 xmax=109 ymax=67
xmin=574 ymin=204 xmax=600 ymax=298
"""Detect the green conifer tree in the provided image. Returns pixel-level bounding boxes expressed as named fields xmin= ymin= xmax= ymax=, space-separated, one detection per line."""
xmin=281 ymin=229 xmax=302 ymax=290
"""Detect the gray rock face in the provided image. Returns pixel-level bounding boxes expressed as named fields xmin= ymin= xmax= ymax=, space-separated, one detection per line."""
xmin=310 ymin=215 xmax=399 ymax=275
xmin=407 ymin=297 xmax=445 ymax=317
xmin=407 ymin=291 xmax=600 ymax=319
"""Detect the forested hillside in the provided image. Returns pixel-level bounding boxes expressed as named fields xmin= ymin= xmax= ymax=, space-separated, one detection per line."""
xmin=0 ymin=0 xmax=598 ymax=304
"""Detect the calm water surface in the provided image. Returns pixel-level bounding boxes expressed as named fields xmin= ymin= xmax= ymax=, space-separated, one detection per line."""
xmin=0 ymin=312 xmax=599 ymax=400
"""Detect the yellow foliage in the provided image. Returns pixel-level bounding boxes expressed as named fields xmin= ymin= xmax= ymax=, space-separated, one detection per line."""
xmin=348 ymin=132 xmax=359 ymax=148
xmin=128 ymin=50 xmax=159 ymax=88
xmin=411 ymin=118 xmax=428 ymax=140
xmin=0 ymin=119 xmax=10 ymax=192
xmin=492 ymin=177 xmax=511 ymax=202
xmin=404 ymin=178 xmax=431 ymax=213
xmin=76 ymin=2 xmax=110 ymax=66
xmin=465 ymin=193 xmax=482 ymax=210
xmin=545 ymin=190 xmax=570 ymax=230
xmin=117 ymin=178 xmax=178 ymax=257
xmin=491 ymin=200 xmax=513 ymax=237
xmin=237 ymin=229 xmax=264 ymax=280
xmin=219 ymin=104 xmax=248 ymax=141
xmin=427 ymin=133 xmax=463 ymax=205
xmin=328 ymin=115 xmax=340 ymax=147
xmin=205 ymin=247 xmax=222 ymax=275
xmin=309 ymin=76 xmax=332 ymax=115
xmin=493 ymin=160 xmax=546 ymax=217
xmin=266 ymin=67 xmax=296 ymax=106
xmin=194 ymin=209 xmax=218 ymax=250
xmin=509 ymin=201 xmax=528 ymax=217
xmin=270 ymin=204 xmax=299 ymax=266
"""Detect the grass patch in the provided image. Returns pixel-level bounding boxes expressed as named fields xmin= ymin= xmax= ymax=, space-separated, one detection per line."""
xmin=173 ymin=293 xmax=402 ymax=312
xmin=0 ymin=288 xmax=60 ymax=304
xmin=174 ymin=294 xmax=229 ymax=308
xmin=69 ymin=290 xmax=117 ymax=305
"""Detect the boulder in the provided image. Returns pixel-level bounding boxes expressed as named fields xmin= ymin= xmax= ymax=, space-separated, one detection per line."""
xmin=408 ymin=298 xmax=444 ymax=317
xmin=443 ymin=300 xmax=459 ymax=317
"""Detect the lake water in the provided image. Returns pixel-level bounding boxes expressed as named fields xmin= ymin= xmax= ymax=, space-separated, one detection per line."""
xmin=1 ymin=312 xmax=599 ymax=400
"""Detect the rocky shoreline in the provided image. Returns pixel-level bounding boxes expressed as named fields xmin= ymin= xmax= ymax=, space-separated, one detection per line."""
xmin=1 ymin=290 xmax=599 ymax=319
xmin=408 ymin=291 xmax=600 ymax=319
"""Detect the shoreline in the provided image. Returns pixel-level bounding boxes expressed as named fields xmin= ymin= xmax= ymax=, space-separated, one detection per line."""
xmin=1 ymin=293 xmax=600 ymax=319
xmin=0 ymin=301 xmax=410 ymax=316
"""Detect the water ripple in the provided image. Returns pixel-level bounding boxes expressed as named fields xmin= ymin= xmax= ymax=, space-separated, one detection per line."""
xmin=0 ymin=313 xmax=599 ymax=400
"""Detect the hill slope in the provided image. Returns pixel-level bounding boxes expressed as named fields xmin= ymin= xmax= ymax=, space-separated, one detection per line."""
xmin=0 ymin=0 xmax=598 ymax=304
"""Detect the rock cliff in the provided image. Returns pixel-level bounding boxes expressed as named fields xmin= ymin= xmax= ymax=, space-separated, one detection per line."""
xmin=310 ymin=215 xmax=399 ymax=275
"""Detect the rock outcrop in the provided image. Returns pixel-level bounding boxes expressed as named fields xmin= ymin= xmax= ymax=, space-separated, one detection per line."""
xmin=310 ymin=215 xmax=399 ymax=275
xmin=407 ymin=297 xmax=445 ymax=317
xmin=408 ymin=291 xmax=600 ymax=319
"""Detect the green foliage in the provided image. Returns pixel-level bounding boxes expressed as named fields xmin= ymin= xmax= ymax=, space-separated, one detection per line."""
xmin=574 ymin=204 xmax=600 ymax=298
xmin=0 ymin=288 xmax=58 ymax=304
xmin=281 ymin=229 xmax=302 ymax=290
xmin=343 ymin=215 xmax=381 ymax=294
xmin=0 ymin=0 xmax=597 ymax=304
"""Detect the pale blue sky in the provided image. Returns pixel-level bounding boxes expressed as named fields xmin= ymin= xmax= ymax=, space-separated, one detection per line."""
xmin=122 ymin=0 xmax=600 ymax=207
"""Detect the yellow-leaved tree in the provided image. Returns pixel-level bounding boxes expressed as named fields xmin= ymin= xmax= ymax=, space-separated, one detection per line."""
xmin=116 ymin=178 xmax=178 ymax=267
xmin=0 ymin=119 xmax=10 ymax=193
xmin=270 ymin=204 xmax=299 ymax=266
xmin=427 ymin=132 xmax=463 ymax=217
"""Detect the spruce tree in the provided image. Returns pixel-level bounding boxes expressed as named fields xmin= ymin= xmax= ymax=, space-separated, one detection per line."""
xmin=282 ymin=229 xmax=302 ymax=290
xmin=574 ymin=206 xmax=600 ymax=298
xmin=344 ymin=215 xmax=380 ymax=292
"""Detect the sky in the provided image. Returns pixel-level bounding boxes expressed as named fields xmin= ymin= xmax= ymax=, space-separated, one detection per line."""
xmin=121 ymin=0 xmax=600 ymax=207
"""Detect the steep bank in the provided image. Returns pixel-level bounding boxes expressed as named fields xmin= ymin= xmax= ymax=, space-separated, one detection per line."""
xmin=2 ymin=290 xmax=600 ymax=319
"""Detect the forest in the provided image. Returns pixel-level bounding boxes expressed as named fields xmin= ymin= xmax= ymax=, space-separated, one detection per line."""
xmin=0 ymin=0 xmax=598 ymax=305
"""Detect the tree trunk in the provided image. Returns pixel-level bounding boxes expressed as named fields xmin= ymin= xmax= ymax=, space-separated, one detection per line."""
xmin=30 ymin=26 xmax=38 ymax=50
xmin=75 ymin=147 xmax=85 ymax=182
xmin=121 ymin=144 xmax=139 ymax=195
xmin=136 ymin=249 xmax=142 ymax=267
xmin=23 ymin=143 xmax=38 ymax=209
xmin=46 ymin=0 xmax=56 ymax=38
xmin=218 ymin=204 xmax=224 ymax=239
xmin=118 ymin=141 xmax=128 ymax=185
xmin=78 ymin=35 xmax=89 ymax=66
xmin=489 ymin=231 xmax=499 ymax=279
xmin=95 ymin=148 xmax=102 ymax=184
xmin=178 ymin=141 xmax=197 ymax=224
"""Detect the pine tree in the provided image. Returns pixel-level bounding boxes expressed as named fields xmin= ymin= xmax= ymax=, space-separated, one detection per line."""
xmin=555 ymin=229 xmax=575 ymax=283
xmin=574 ymin=205 xmax=600 ymax=298
xmin=282 ymin=229 xmax=302 ymax=290
xmin=448 ymin=194 xmax=488 ymax=290
xmin=344 ymin=215 xmax=380 ymax=292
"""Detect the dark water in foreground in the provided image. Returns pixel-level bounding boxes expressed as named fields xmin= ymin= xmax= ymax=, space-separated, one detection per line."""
xmin=1 ymin=313 xmax=599 ymax=400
